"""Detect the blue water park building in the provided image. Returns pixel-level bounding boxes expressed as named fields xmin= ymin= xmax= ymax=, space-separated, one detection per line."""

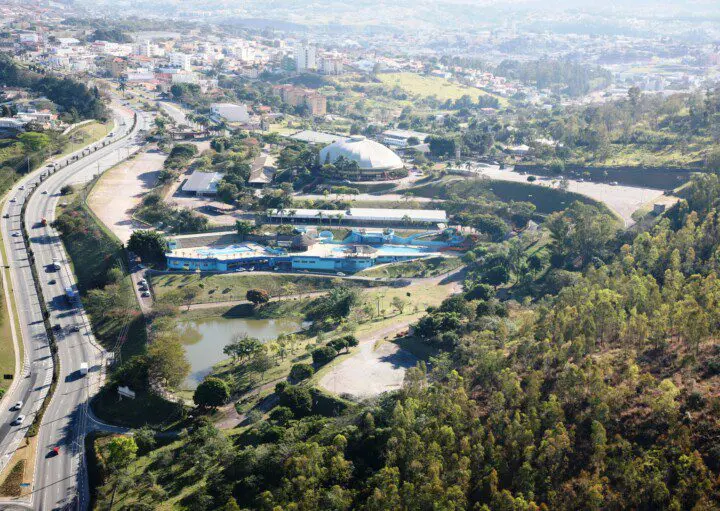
xmin=165 ymin=226 xmax=467 ymax=274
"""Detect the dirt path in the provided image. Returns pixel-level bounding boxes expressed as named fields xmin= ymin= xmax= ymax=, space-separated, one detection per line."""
xmin=215 ymin=378 xmax=283 ymax=429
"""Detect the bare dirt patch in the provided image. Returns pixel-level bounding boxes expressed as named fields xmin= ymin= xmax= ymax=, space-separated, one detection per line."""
xmin=87 ymin=148 xmax=165 ymax=242
xmin=319 ymin=337 xmax=418 ymax=399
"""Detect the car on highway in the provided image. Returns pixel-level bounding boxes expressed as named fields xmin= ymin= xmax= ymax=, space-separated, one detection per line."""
xmin=48 ymin=279 xmax=56 ymax=285
xmin=11 ymin=401 xmax=22 ymax=411
xmin=18 ymin=185 xmax=24 ymax=190
xmin=141 ymin=291 xmax=151 ymax=297
xmin=41 ymin=190 xmax=48 ymax=194
xmin=49 ymin=446 xmax=60 ymax=457
xmin=9 ymin=197 xmax=16 ymax=203
xmin=12 ymin=415 xmax=25 ymax=425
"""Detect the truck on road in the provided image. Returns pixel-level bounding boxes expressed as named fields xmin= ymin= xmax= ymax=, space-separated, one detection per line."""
xmin=79 ymin=362 xmax=88 ymax=376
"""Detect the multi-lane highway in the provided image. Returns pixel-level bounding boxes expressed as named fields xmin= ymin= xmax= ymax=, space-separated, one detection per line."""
xmin=0 ymin=100 xmax=151 ymax=510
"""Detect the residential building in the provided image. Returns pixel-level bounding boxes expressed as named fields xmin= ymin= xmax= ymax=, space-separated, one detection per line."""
xmin=321 ymin=56 xmax=344 ymax=75
xmin=272 ymin=85 xmax=327 ymax=116
xmin=109 ymin=57 xmax=127 ymax=78
xmin=295 ymin=44 xmax=316 ymax=71
xmin=248 ymin=154 xmax=277 ymax=187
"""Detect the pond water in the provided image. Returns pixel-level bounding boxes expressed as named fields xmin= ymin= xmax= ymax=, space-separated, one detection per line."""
xmin=177 ymin=316 xmax=305 ymax=389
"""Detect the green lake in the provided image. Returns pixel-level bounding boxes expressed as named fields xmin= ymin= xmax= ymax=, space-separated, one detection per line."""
xmin=177 ymin=316 xmax=305 ymax=389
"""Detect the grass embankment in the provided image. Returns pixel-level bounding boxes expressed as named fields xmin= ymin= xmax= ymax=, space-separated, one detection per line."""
xmin=0 ymin=217 xmax=19 ymax=396
xmin=151 ymin=273 xmax=376 ymax=305
xmin=358 ymin=256 xmax=462 ymax=279
xmin=56 ymin=193 xmax=146 ymax=358
xmin=59 ymin=120 xmax=113 ymax=158
xmin=179 ymin=297 xmax=314 ymax=322
xmin=0 ymin=460 xmax=24 ymax=496
xmin=0 ymin=276 xmax=15 ymax=396
xmin=408 ymin=175 xmax=605 ymax=215
xmin=56 ymin=188 xmax=185 ymax=429
xmin=0 ymin=436 xmax=36 ymax=496
xmin=94 ymin=436 xmax=203 ymax=510
xmin=377 ymin=72 xmax=509 ymax=106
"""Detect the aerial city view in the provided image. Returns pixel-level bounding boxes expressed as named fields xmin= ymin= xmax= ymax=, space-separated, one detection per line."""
xmin=0 ymin=0 xmax=719 ymax=508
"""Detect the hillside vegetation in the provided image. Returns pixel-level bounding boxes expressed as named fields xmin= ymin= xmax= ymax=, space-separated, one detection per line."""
xmin=92 ymin=173 xmax=720 ymax=509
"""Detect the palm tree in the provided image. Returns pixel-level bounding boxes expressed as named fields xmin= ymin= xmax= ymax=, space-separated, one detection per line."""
xmin=118 ymin=79 xmax=127 ymax=98
xmin=315 ymin=211 xmax=325 ymax=225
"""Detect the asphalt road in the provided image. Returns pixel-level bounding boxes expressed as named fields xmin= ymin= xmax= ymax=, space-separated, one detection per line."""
xmin=0 ymin=101 xmax=151 ymax=510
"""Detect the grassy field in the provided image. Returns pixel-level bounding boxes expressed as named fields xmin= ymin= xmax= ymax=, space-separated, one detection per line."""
xmin=377 ymin=72 xmax=508 ymax=106
xmin=358 ymin=256 xmax=463 ymax=279
xmin=150 ymin=272 xmax=376 ymax=305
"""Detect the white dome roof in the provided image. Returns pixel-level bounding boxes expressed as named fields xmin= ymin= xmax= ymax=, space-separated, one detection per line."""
xmin=319 ymin=135 xmax=404 ymax=171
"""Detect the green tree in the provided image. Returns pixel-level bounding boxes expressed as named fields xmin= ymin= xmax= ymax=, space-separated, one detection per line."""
xmin=312 ymin=346 xmax=338 ymax=365
xmin=483 ymin=265 xmax=510 ymax=289
xmin=235 ymin=220 xmax=254 ymax=236
xmin=246 ymin=288 xmax=270 ymax=306
xmin=223 ymin=335 xmax=263 ymax=364
xmin=290 ymin=363 xmax=315 ymax=381
xmin=194 ymin=377 xmax=230 ymax=408
xmin=127 ymin=230 xmax=169 ymax=263
xmin=146 ymin=333 xmax=190 ymax=388
xmin=107 ymin=436 xmax=138 ymax=471
xmin=18 ymin=131 xmax=50 ymax=153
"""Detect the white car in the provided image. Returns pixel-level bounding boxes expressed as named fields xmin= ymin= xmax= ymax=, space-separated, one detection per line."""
xmin=12 ymin=232 xmax=20 ymax=237
xmin=18 ymin=185 xmax=24 ymax=190
xmin=141 ymin=291 xmax=151 ymax=298
xmin=12 ymin=415 xmax=25 ymax=425
xmin=9 ymin=197 xmax=16 ymax=203
xmin=11 ymin=401 xmax=22 ymax=411
xmin=138 ymin=279 xmax=147 ymax=286
xmin=41 ymin=190 xmax=48 ymax=195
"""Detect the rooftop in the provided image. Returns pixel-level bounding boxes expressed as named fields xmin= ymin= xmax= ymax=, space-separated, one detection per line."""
xmin=268 ymin=207 xmax=447 ymax=223
xmin=288 ymin=130 xmax=348 ymax=145
xmin=319 ymin=135 xmax=404 ymax=171
xmin=181 ymin=171 xmax=225 ymax=194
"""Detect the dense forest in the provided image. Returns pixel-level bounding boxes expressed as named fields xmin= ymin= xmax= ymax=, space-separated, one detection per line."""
xmin=0 ymin=53 xmax=107 ymax=121
xmin=94 ymin=169 xmax=720 ymax=509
